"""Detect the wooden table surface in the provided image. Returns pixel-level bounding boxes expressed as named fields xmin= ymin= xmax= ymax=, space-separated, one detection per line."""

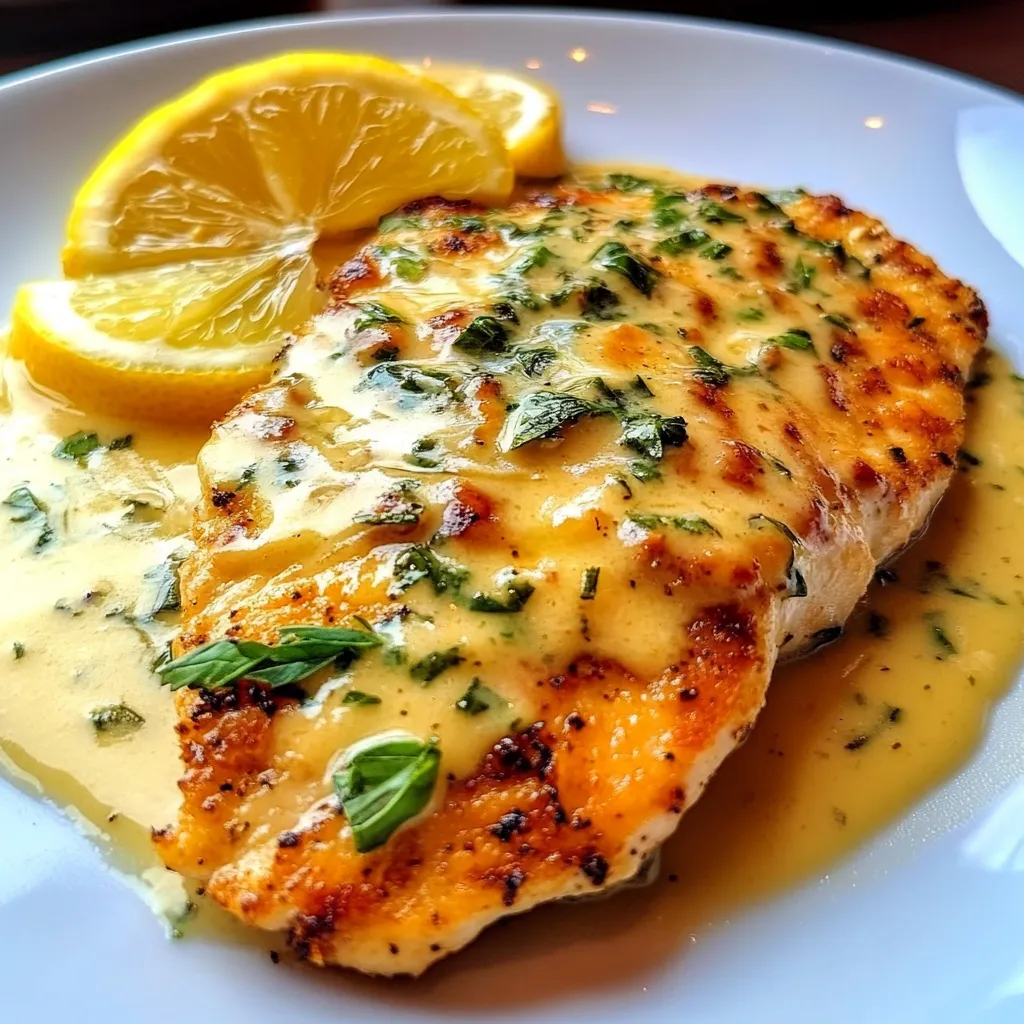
xmin=821 ymin=1 xmax=1024 ymax=95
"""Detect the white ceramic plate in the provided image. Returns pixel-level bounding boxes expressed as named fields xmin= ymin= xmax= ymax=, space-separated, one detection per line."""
xmin=3 ymin=10 xmax=1024 ymax=1022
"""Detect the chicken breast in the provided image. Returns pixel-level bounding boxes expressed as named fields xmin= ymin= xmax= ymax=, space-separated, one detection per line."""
xmin=154 ymin=171 xmax=984 ymax=974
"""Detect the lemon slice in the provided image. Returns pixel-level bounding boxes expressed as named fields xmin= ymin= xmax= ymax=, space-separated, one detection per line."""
xmin=411 ymin=62 xmax=566 ymax=179
xmin=10 ymin=244 xmax=321 ymax=423
xmin=63 ymin=52 xmax=514 ymax=276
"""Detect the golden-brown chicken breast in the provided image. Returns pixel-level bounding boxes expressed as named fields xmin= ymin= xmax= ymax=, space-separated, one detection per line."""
xmin=154 ymin=170 xmax=984 ymax=974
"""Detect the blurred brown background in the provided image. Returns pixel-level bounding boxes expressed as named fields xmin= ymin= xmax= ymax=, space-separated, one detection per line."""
xmin=1 ymin=0 xmax=1021 ymax=95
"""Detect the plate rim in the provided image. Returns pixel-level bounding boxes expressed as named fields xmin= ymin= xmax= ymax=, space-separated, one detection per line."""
xmin=1 ymin=5 xmax=1022 ymax=114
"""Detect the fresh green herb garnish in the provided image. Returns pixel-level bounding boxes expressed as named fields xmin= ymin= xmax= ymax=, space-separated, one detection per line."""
xmin=3 ymin=486 xmax=54 ymax=549
xmin=89 ymin=703 xmax=145 ymax=737
xmin=698 ymin=200 xmax=745 ymax=224
xmin=333 ymin=736 xmax=440 ymax=853
xmin=580 ymin=566 xmax=600 ymax=600
xmin=353 ymin=302 xmax=406 ymax=332
xmin=390 ymin=544 xmax=469 ymax=597
xmin=925 ymin=612 xmax=957 ymax=657
xmin=789 ymin=257 xmax=815 ymax=292
xmin=512 ymin=346 xmax=558 ymax=378
xmin=410 ymin=646 xmax=465 ymax=684
xmin=467 ymin=577 xmax=535 ymax=613
xmin=618 ymin=411 xmax=688 ymax=460
xmin=455 ymin=679 xmax=506 ymax=716
xmin=53 ymin=431 xmax=101 ymax=461
xmin=134 ymin=552 xmax=185 ymax=619
xmin=688 ymin=346 xmax=729 ymax=388
xmin=157 ymin=625 xmax=382 ymax=691
xmin=498 ymin=390 xmax=604 ymax=451
xmin=630 ymin=459 xmax=662 ymax=482
xmin=651 ymin=192 xmax=688 ymax=228
xmin=342 ymin=690 xmax=382 ymax=706
xmin=591 ymin=241 xmax=658 ymax=297
xmin=406 ymin=436 xmax=442 ymax=469
xmin=749 ymin=514 xmax=807 ymax=598
xmin=374 ymin=245 xmax=428 ymax=282
xmin=511 ymin=245 xmax=554 ymax=274
xmin=656 ymin=229 xmax=711 ymax=255
xmin=353 ymin=499 xmax=424 ymax=526
xmin=443 ymin=214 xmax=487 ymax=233
xmin=822 ymin=313 xmax=854 ymax=332
xmin=770 ymin=329 xmax=815 ymax=352
xmin=627 ymin=512 xmax=718 ymax=535
xmin=578 ymin=281 xmax=621 ymax=319
xmin=453 ymin=316 xmax=509 ymax=355
xmin=362 ymin=363 xmax=456 ymax=404
xmin=701 ymin=241 xmax=733 ymax=260
xmin=606 ymin=173 xmax=654 ymax=192
xmin=378 ymin=213 xmax=426 ymax=232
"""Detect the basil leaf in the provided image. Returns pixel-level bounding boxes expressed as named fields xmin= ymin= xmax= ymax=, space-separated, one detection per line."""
xmin=467 ymin=577 xmax=535 ymax=613
xmin=700 ymin=241 xmax=733 ymax=260
xmin=342 ymin=690 xmax=382 ymax=706
xmin=512 ymin=345 xmax=558 ymax=378
xmin=353 ymin=502 xmax=424 ymax=526
xmin=374 ymin=245 xmax=427 ymax=282
xmin=378 ymin=213 xmax=425 ymax=232
xmin=53 ymin=431 xmax=101 ymax=461
xmin=789 ymin=257 xmax=815 ymax=292
xmin=453 ymin=316 xmax=509 ymax=355
xmin=361 ymin=363 xmax=456 ymax=404
xmin=276 ymin=625 xmax=383 ymax=657
xmin=157 ymin=626 xmax=380 ymax=691
xmin=498 ymin=391 xmax=602 ymax=451
xmin=410 ymin=646 xmax=465 ymax=684
xmin=630 ymin=459 xmax=662 ymax=482
xmin=455 ymin=679 xmax=506 ymax=715
xmin=89 ymin=703 xmax=145 ymax=736
xmin=390 ymin=544 xmax=469 ymax=597
xmin=334 ymin=736 xmax=441 ymax=852
xmin=737 ymin=307 xmax=766 ymax=322
xmin=157 ymin=640 xmax=267 ymax=691
xmin=134 ymin=552 xmax=185 ymax=619
xmin=657 ymin=229 xmax=711 ymax=255
xmin=688 ymin=346 xmax=758 ymax=388
xmin=822 ymin=313 xmax=854 ymax=332
xmin=3 ymin=486 xmax=54 ymax=550
xmin=627 ymin=512 xmax=718 ymax=535
xmin=591 ymin=241 xmax=658 ymax=297
xmin=443 ymin=214 xmax=487 ymax=233
xmin=749 ymin=514 xmax=807 ymax=598
xmin=652 ymin=193 xmax=688 ymax=228
xmin=246 ymin=658 xmax=334 ymax=687
xmin=353 ymin=302 xmax=406 ymax=332
xmin=606 ymin=172 xmax=654 ymax=192
xmin=511 ymin=245 xmax=554 ymax=274
xmin=769 ymin=329 xmax=815 ymax=351
xmin=580 ymin=566 xmax=600 ymax=600
xmin=698 ymin=200 xmax=745 ymax=224
xmin=618 ymin=412 xmax=688 ymax=461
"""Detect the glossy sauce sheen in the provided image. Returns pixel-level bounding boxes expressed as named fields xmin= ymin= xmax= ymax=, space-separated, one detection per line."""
xmin=0 ymin=169 xmax=1020 ymax=974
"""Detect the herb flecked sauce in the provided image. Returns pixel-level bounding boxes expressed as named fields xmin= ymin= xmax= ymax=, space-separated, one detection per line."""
xmin=2 ymin=169 xmax=1024 ymax=992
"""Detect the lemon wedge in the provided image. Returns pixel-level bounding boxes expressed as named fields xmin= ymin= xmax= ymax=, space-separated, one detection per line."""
xmin=411 ymin=62 xmax=566 ymax=179
xmin=10 ymin=244 xmax=321 ymax=423
xmin=63 ymin=52 xmax=514 ymax=276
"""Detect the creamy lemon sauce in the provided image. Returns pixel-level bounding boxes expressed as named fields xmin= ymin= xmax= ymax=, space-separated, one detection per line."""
xmin=1 ymin=187 xmax=1022 ymax=982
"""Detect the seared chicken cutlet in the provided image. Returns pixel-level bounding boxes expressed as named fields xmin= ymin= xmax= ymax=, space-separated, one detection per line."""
xmin=155 ymin=172 xmax=984 ymax=974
